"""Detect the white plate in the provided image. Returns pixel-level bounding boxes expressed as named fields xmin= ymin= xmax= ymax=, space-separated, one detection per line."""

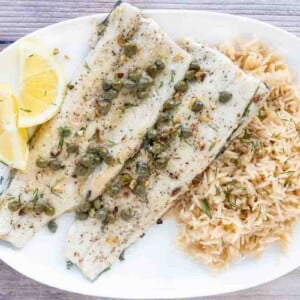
xmin=0 ymin=9 xmax=300 ymax=299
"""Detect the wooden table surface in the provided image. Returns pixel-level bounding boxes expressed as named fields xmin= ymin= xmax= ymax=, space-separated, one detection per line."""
xmin=0 ymin=1 xmax=300 ymax=299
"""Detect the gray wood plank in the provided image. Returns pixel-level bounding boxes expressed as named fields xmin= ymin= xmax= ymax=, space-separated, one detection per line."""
xmin=0 ymin=1 xmax=300 ymax=299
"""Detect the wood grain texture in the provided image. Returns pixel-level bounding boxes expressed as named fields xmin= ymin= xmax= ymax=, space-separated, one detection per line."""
xmin=0 ymin=1 xmax=300 ymax=299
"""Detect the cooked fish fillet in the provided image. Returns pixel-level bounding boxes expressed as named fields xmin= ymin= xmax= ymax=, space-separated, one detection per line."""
xmin=64 ymin=38 xmax=269 ymax=280
xmin=0 ymin=3 xmax=191 ymax=248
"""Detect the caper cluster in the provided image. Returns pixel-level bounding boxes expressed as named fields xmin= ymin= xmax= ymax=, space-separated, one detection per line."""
xmin=98 ymin=59 xmax=165 ymax=115
xmin=76 ymin=196 xmax=134 ymax=223
xmin=104 ymin=161 xmax=151 ymax=200
xmin=74 ymin=145 xmax=115 ymax=176
xmin=185 ymin=60 xmax=206 ymax=82
xmin=172 ymin=59 xmax=206 ymax=102
xmin=36 ymin=157 xmax=64 ymax=170
xmin=8 ymin=198 xmax=55 ymax=216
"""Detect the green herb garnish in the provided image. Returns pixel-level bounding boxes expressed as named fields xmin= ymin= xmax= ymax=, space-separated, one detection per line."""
xmin=58 ymin=126 xmax=71 ymax=149
xmin=208 ymin=141 xmax=216 ymax=151
xmin=201 ymin=199 xmax=212 ymax=219
xmin=20 ymin=108 xmax=32 ymax=113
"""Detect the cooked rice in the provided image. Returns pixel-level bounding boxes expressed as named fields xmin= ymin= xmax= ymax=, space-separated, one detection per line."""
xmin=175 ymin=40 xmax=300 ymax=269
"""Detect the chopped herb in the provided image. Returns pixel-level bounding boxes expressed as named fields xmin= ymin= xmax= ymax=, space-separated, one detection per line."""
xmin=44 ymin=90 xmax=48 ymax=96
xmin=119 ymin=250 xmax=126 ymax=261
xmin=221 ymin=238 xmax=225 ymax=247
xmin=20 ymin=108 xmax=32 ymax=113
xmin=66 ymin=260 xmax=74 ymax=270
xmin=84 ymin=62 xmax=91 ymax=70
xmin=58 ymin=126 xmax=71 ymax=149
xmin=224 ymin=189 xmax=240 ymax=209
xmin=201 ymin=199 xmax=212 ymax=219
xmin=31 ymin=188 xmax=39 ymax=202
xmin=213 ymin=167 xmax=218 ymax=179
xmin=169 ymin=70 xmax=175 ymax=84
xmin=159 ymin=81 xmax=163 ymax=89
xmin=208 ymin=141 xmax=216 ymax=151
xmin=215 ymin=185 xmax=221 ymax=195
xmin=0 ymin=160 xmax=8 ymax=166
xmin=208 ymin=124 xmax=218 ymax=132
xmin=48 ymin=184 xmax=63 ymax=199
xmin=241 ymin=129 xmax=251 ymax=140
xmin=107 ymin=140 xmax=117 ymax=147
xmin=124 ymin=102 xmax=138 ymax=108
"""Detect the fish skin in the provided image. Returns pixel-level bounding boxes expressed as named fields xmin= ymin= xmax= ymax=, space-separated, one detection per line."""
xmin=64 ymin=39 xmax=269 ymax=280
xmin=0 ymin=3 xmax=191 ymax=248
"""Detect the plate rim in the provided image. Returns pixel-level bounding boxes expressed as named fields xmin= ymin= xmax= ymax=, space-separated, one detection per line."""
xmin=0 ymin=8 xmax=300 ymax=299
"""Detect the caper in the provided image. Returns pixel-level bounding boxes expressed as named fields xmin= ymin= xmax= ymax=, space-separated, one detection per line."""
xmin=155 ymin=59 xmax=165 ymax=70
xmin=119 ymin=174 xmax=133 ymax=185
xmin=98 ymin=147 xmax=115 ymax=165
xmin=123 ymin=41 xmax=137 ymax=57
xmin=80 ymin=201 xmax=91 ymax=213
xmin=147 ymin=128 xmax=157 ymax=140
xmin=185 ymin=70 xmax=196 ymax=81
xmin=158 ymin=112 xmax=173 ymax=123
xmin=104 ymin=212 xmax=116 ymax=224
xmin=8 ymin=200 xmax=21 ymax=212
xmin=180 ymin=127 xmax=193 ymax=138
xmin=106 ymin=184 xmax=120 ymax=197
xmin=93 ymin=198 xmax=102 ymax=210
xmin=76 ymin=211 xmax=88 ymax=221
xmin=80 ymin=154 xmax=96 ymax=168
xmin=133 ymin=183 xmax=146 ymax=197
xmin=36 ymin=157 xmax=49 ymax=168
xmin=96 ymin=209 xmax=107 ymax=221
xmin=189 ymin=60 xmax=200 ymax=71
xmin=98 ymin=100 xmax=111 ymax=115
xmin=123 ymin=79 xmax=136 ymax=90
xmin=86 ymin=145 xmax=100 ymax=155
xmin=163 ymin=98 xmax=179 ymax=111
xmin=102 ymin=80 xmax=112 ymax=91
xmin=120 ymin=208 xmax=134 ymax=221
xmin=23 ymin=200 xmax=35 ymax=214
xmin=45 ymin=204 xmax=55 ymax=216
xmin=174 ymin=80 xmax=188 ymax=93
xmin=48 ymin=159 xmax=63 ymax=170
xmin=191 ymin=100 xmax=204 ymax=112
xmin=35 ymin=203 xmax=46 ymax=214
xmin=219 ymin=91 xmax=232 ymax=103
xmin=103 ymin=89 xmax=118 ymax=101
xmin=88 ymin=208 xmax=96 ymax=218
xmin=154 ymin=157 xmax=169 ymax=169
xmin=136 ymin=161 xmax=149 ymax=178
xmin=128 ymin=69 xmax=142 ymax=82
xmin=74 ymin=164 xmax=88 ymax=176
xmin=137 ymin=75 xmax=153 ymax=91
xmin=47 ymin=220 xmax=57 ymax=233
xmin=66 ymin=143 xmax=79 ymax=154
xmin=112 ymin=80 xmax=123 ymax=91
xmin=146 ymin=64 xmax=158 ymax=77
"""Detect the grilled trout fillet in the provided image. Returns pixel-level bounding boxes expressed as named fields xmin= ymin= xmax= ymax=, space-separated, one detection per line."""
xmin=0 ymin=3 xmax=191 ymax=248
xmin=65 ymin=39 xmax=269 ymax=280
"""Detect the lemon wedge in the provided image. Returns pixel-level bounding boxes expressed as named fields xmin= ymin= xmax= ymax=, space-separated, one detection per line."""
xmin=18 ymin=39 xmax=65 ymax=128
xmin=0 ymin=84 xmax=29 ymax=170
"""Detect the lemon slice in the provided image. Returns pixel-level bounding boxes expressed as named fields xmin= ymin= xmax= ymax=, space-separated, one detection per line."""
xmin=18 ymin=39 xmax=65 ymax=128
xmin=0 ymin=84 xmax=29 ymax=170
